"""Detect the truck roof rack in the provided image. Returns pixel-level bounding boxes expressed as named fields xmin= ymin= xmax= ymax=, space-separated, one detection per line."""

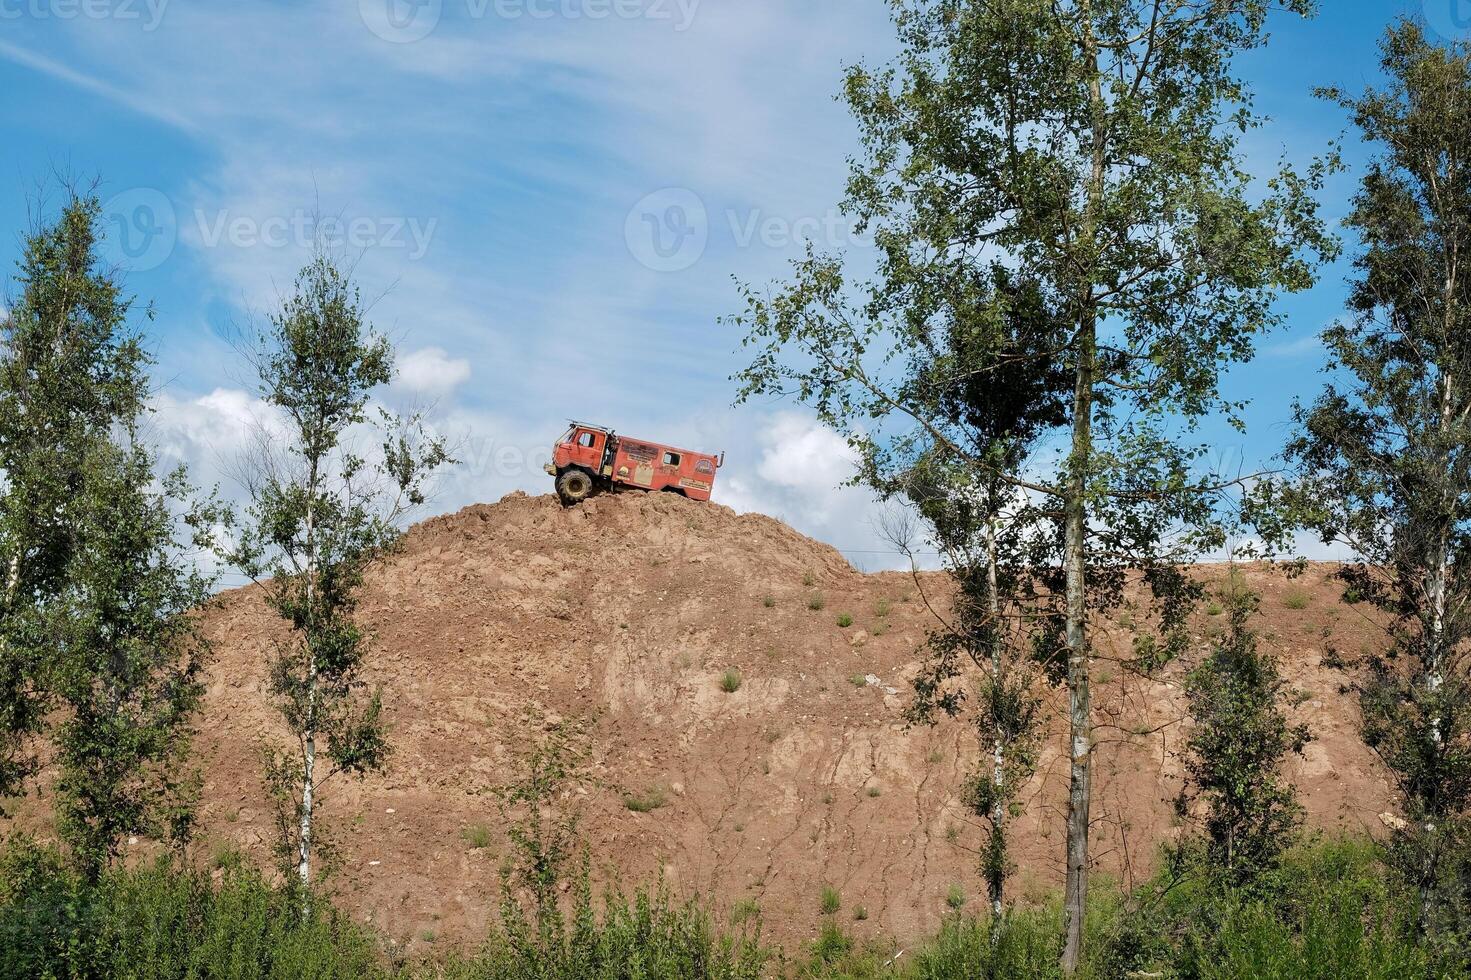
xmin=568 ymin=420 xmax=615 ymax=435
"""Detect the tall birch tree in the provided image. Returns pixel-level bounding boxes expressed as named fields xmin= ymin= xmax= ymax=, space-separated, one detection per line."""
xmin=1257 ymin=22 xmax=1471 ymax=936
xmin=229 ymin=253 xmax=449 ymax=892
xmin=729 ymin=1 xmax=1331 ymax=968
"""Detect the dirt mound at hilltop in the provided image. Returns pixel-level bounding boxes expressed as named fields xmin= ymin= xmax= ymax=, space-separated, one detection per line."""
xmin=10 ymin=489 xmax=1398 ymax=955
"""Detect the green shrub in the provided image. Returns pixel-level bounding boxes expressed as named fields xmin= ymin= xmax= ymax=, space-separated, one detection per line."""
xmin=623 ymin=786 xmax=668 ymax=813
xmin=0 ymin=842 xmax=384 ymax=980
xmin=836 ymin=613 xmax=853 ymax=628
xmin=461 ymin=823 xmax=492 ymax=849
xmin=720 ymin=669 xmax=743 ymax=693
xmin=945 ymin=884 xmax=966 ymax=910
xmin=820 ymin=885 xmax=841 ymax=915
xmin=808 ymin=593 xmax=826 ymax=611
xmin=730 ymin=898 xmax=761 ymax=926
xmin=1283 ymin=589 xmax=1311 ymax=610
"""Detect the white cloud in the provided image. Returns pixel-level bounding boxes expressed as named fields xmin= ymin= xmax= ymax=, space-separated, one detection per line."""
xmin=396 ymin=346 xmax=472 ymax=397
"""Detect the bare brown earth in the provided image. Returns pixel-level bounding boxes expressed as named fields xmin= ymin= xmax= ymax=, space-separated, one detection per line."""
xmin=4 ymin=490 xmax=1399 ymax=956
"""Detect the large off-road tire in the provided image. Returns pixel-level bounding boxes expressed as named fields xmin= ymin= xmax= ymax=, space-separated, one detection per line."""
xmin=556 ymin=469 xmax=595 ymax=505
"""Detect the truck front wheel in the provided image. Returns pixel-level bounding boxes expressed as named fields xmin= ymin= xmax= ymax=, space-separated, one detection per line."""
xmin=557 ymin=469 xmax=595 ymax=505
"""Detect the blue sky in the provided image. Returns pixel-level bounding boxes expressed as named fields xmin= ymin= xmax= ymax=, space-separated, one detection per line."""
xmin=0 ymin=0 xmax=1460 ymax=572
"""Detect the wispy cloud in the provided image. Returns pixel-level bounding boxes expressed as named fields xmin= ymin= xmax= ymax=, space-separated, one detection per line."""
xmin=0 ymin=37 xmax=197 ymax=134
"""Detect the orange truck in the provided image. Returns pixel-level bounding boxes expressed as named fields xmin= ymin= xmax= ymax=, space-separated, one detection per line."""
xmin=545 ymin=422 xmax=723 ymax=504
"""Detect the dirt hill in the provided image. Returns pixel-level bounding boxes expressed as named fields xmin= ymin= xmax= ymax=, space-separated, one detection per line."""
xmin=14 ymin=490 xmax=1401 ymax=954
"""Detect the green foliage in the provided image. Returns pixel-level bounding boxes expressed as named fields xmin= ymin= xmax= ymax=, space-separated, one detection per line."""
xmin=0 ymin=190 xmax=149 ymax=802
xmin=819 ymin=885 xmax=841 ymax=915
xmin=227 ymin=253 xmax=450 ymax=885
xmin=807 ymin=593 xmax=826 ymax=612
xmin=944 ymin=885 xmax=965 ymax=910
xmin=729 ymin=898 xmax=760 ymax=926
xmin=719 ymin=669 xmax=743 ymax=694
xmin=0 ymin=841 xmax=385 ymax=979
xmin=0 ymin=191 xmax=217 ymax=879
xmin=1178 ymin=586 xmax=1310 ymax=888
xmin=623 ymin=786 xmax=667 ymax=813
xmin=836 ymin=613 xmax=854 ymax=629
xmin=1250 ymin=21 xmax=1471 ymax=937
xmin=1282 ymin=590 xmax=1310 ymax=611
xmin=461 ymin=824 xmax=492 ymax=850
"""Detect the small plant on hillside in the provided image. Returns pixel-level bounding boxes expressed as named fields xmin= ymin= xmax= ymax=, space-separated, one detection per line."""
xmin=720 ymin=669 xmax=743 ymax=693
xmin=1205 ymin=601 xmax=1224 ymax=617
xmin=808 ymin=593 xmax=826 ymax=611
xmin=853 ymin=905 xmax=868 ymax=921
xmin=622 ymin=786 xmax=667 ymax=813
xmin=874 ymin=599 xmax=890 ymax=618
xmin=848 ymin=674 xmax=867 ymax=688
xmin=730 ymin=898 xmax=760 ymax=925
xmin=819 ymin=885 xmax=841 ymax=915
xmin=946 ymin=884 xmax=966 ymax=910
xmin=836 ymin=613 xmax=853 ymax=628
xmin=762 ymin=595 xmax=775 ymax=608
xmin=802 ymin=572 xmax=816 ymax=587
xmin=1283 ymin=589 xmax=1311 ymax=610
xmin=1177 ymin=585 xmax=1309 ymax=889
xmin=866 ymin=785 xmax=881 ymax=798
xmin=461 ymin=823 xmax=492 ymax=850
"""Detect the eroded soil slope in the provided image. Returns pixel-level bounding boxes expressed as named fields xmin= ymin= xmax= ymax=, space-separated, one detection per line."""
xmin=25 ymin=491 xmax=1404 ymax=954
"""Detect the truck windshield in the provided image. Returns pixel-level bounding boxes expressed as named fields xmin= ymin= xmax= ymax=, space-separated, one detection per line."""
xmin=557 ymin=426 xmax=576 ymax=444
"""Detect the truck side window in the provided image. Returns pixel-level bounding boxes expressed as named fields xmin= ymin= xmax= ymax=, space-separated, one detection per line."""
xmin=578 ymin=432 xmax=596 ymax=448
xmin=662 ymin=451 xmax=681 ymax=466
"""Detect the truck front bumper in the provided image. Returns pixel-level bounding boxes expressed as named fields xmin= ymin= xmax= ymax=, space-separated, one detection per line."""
xmin=543 ymin=463 xmax=556 ymax=476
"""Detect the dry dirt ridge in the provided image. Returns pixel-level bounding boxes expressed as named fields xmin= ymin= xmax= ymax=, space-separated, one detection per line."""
xmin=11 ymin=490 xmax=1400 ymax=954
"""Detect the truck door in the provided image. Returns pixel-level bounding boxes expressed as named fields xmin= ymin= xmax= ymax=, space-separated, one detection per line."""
xmin=657 ymin=449 xmax=682 ymax=491
xmin=567 ymin=428 xmax=604 ymax=472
